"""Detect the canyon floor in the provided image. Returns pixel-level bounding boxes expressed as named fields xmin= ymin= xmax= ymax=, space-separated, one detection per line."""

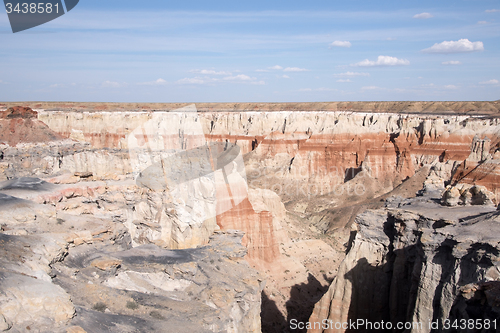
xmin=0 ymin=102 xmax=500 ymax=333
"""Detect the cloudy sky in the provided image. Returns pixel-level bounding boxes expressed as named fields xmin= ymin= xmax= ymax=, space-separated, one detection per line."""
xmin=0 ymin=0 xmax=499 ymax=102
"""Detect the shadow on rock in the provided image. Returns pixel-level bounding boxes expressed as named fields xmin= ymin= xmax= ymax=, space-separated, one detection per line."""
xmin=261 ymin=291 xmax=287 ymax=333
xmin=286 ymin=273 xmax=330 ymax=333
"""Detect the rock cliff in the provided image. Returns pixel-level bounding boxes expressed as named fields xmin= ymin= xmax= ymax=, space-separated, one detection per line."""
xmin=1 ymin=104 xmax=500 ymax=332
xmin=35 ymin=110 xmax=500 ymax=201
xmin=308 ymin=192 xmax=500 ymax=333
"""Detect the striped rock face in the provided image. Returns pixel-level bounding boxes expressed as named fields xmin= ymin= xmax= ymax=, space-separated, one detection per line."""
xmin=34 ymin=110 xmax=500 ymax=282
xmin=38 ymin=110 xmax=500 ymax=199
xmin=2 ymin=105 xmax=500 ymax=331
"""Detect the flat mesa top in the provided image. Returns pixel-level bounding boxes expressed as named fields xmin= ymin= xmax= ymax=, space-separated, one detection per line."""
xmin=0 ymin=101 xmax=499 ymax=115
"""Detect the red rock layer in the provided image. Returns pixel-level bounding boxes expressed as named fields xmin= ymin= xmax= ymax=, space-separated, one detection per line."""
xmin=0 ymin=106 xmax=37 ymax=119
xmin=216 ymin=198 xmax=280 ymax=266
xmin=206 ymin=134 xmax=266 ymax=155
xmin=0 ymin=107 xmax=66 ymax=146
xmin=58 ymin=132 xmax=126 ymax=149
xmin=452 ymin=159 xmax=500 ymax=202
xmin=297 ymin=133 xmax=398 ymax=179
xmin=241 ymin=131 xmax=476 ymax=190
xmin=450 ymin=134 xmax=500 ymax=200
xmin=206 ymin=132 xmax=476 ymax=186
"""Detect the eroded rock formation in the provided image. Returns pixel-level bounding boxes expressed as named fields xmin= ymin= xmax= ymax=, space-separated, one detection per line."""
xmin=0 ymin=177 xmax=264 ymax=332
xmin=35 ymin=110 xmax=500 ymax=201
xmin=308 ymin=192 xmax=500 ymax=333
xmin=0 ymin=106 xmax=65 ymax=146
xmin=1 ymin=104 xmax=500 ymax=332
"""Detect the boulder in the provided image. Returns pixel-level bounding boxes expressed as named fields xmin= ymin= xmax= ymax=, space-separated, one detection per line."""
xmin=442 ymin=183 xmax=496 ymax=206
xmin=0 ymin=272 xmax=75 ymax=328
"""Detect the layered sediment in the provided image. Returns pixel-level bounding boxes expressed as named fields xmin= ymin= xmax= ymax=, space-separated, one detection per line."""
xmin=33 ymin=109 xmax=500 ymax=204
xmin=0 ymin=177 xmax=264 ymax=332
xmin=1 ymin=103 xmax=500 ymax=332
xmin=308 ymin=194 xmax=500 ymax=333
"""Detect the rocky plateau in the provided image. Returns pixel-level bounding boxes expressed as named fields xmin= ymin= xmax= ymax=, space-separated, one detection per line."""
xmin=0 ymin=102 xmax=499 ymax=332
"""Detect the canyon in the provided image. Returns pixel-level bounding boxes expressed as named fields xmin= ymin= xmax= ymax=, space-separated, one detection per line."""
xmin=0 ymin=102 xmax=499 ymax=332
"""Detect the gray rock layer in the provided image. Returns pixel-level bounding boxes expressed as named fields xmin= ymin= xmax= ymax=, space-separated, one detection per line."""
xmin=308 ymin=198 xmax=500 ymax=333
xmin=0 ymin=180 xmax=264 ymax=333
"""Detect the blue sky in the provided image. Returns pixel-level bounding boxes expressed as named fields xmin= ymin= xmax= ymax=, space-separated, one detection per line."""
xmin=0 ymin=0 xmax=499 ymax=102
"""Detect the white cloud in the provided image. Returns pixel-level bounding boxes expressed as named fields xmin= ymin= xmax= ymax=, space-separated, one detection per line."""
xmin=177 ymin=77 xmax=205 ymax=84
xmin=422 ymin=39 xmax=484 ymax=53
xmin=139 ymin=78 xmax=167 ymax=85
xmin=154 ymin=78 xmax=167 ymax=84
xmin=353 ymin=55 xmax=410 ymax=67
xmin=190 ymin=69 xmax=231 ymax=75
xmin=282 ymin=75 xmax=290 ymax=79
xmin=176 ymin=73 xmax=262 ymax=85
xmin=361 ymin=86 xmax=380 ymax=90
xmin=478 ymin=21 xmax=488 ymax=24
xmin=334 ymin=71 xmax=370 ymax=77
xmin=223 ymin=74 xmax=253 ymax=81
xmin=413 ymin=12 xmax=433 ymax=19
xmin=49 ymin=83 xmax=76 ymax=88
xmin=485 ymin=9 xmax=500 ymax=13
xmin=336 ymin=79 xmax=352 ymax=82
xmin=330 ymin=40 xmax=351 ymax=48
xmin=255 ymin=69 xmax=269 ymax=72
xmin=444 ymin=85 xmax=458 ymax=89
xmin=297 ymin=87 xmax=337 ymax=92
xmin=442 ymin=61 xmax=462 ymax=65
xmin=479 ymin=79 xmax=499 ymax=85
xmin=267 ymin=65 xmax=308 ymax=72
xmin=283 ymin=67 xmax=309 ymax=72
xmin=101 ymin=81 xmax=122 ymax=88
xmin=250 ymin=80 xmax=266 ymax=85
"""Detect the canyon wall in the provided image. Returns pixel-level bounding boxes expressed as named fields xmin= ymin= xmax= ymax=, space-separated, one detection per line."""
xmin=36 ymin=110 xmax=500 ymax=201
xmin=308 ymin=195 xmax=500 ymax=333
xmin=2 ymin=106 xmax=500 ymax=331
xmin=3 ymin=109 xmax=499 ymax=270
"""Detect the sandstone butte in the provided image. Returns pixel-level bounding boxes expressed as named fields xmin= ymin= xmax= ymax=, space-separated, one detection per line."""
xmin=0 ymin=102 xmax=499 ymax=333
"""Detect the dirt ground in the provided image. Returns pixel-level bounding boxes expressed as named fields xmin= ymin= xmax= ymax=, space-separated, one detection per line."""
xmin=1 ymin=101 xmax=499 ymax=116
